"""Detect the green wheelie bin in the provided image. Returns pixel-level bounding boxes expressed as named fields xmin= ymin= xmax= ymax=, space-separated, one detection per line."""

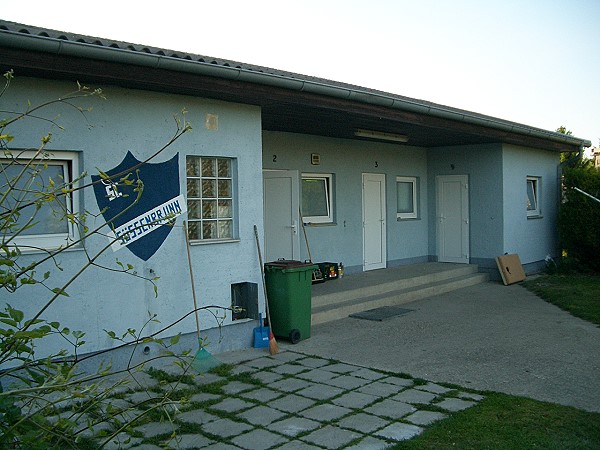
xmin=264 ymin=260 xmax=316 ymax=343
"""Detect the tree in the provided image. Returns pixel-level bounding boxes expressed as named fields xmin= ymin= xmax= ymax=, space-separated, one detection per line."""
xmin=556 ymin=126 xmax=593 ymax=167
xmin=0 ymin=71 xmax=222 ymax=448
xmin=557 ymin=126 xmax=577 ymax=164
xmin=555 ymin=125 xmax=572 ymax=136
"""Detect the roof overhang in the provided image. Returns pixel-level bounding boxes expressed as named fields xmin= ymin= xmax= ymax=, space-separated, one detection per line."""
xmin=0 ymin=21 xmax=591 ymax=152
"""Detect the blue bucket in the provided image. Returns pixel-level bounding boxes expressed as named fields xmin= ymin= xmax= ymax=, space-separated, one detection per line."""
xmin=253 ymin=313 xmax=269 ymax=348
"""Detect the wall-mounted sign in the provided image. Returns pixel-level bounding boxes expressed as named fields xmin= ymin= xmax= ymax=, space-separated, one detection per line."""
xmin=92 ymin=151 xmax=186 ymax=261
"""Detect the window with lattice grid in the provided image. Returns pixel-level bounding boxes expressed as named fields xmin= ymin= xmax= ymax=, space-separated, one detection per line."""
xmin=186 ymin=156 xmax=235 ymax=240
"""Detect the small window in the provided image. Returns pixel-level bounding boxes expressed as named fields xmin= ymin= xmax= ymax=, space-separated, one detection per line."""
xmin=396 ymin=176 xmax=418 ymax=219
xmin=526 ymin=176 xmax=541 ymax=217
xmin=186 ymin=156 xmax=236 ymax=241
xmin=301 ymin=173 xmax=333 ymax=223
xmin=0 ymin=151 xmax=80 ymax=251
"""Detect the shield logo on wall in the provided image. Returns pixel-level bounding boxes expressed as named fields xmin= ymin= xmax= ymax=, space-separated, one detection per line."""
xmin=92 ymin=151 xmax=186 ymax=261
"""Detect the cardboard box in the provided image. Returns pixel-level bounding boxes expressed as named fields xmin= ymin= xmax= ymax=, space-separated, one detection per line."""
xmin=496 ymin=254 xmax=526 ymax=285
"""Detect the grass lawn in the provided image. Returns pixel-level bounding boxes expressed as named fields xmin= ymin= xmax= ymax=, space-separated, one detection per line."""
xmin=394 ymin=392 xmax=600 ymax=449
xmin=394 ymin=273 xmax=600 ymax=449
xmin=522 ymin=273 xmax=600 ymax=326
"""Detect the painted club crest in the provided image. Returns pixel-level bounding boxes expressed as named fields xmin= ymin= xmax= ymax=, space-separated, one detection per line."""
xmin=92 ymin=151 xmax=186 ymax=261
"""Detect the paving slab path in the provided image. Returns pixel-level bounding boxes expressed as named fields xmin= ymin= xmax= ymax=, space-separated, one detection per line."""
xmin=39 ymin=281 xmax=599 ymax=448
xmin=74 ymin=350 xmax=484 ymax=449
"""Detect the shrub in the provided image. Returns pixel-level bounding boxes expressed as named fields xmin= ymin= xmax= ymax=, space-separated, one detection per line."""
xmin=558 ymin=165 xmax=600 ymax=272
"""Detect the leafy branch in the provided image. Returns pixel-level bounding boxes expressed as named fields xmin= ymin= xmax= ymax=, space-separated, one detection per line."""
xmin=0 ymin=73 xmax=215 ymax=449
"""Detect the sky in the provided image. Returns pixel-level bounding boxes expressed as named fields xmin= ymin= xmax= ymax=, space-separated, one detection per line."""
xmin=3 ymin=0 xmax=599 ymax=152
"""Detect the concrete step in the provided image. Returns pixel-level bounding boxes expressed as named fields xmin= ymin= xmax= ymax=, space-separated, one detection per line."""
xmin=312 ymin=263 xmax=480 ymax=309
xmin=311 ymin=271 xmax=489 ymax=326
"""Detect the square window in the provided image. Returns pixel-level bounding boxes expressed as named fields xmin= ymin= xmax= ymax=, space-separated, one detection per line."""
xmin=186 ymin=156 xmax=236 ymax=241
xmin=301 ymin=173 xmax=333 ymax=223
xmin=527 ymin=176 xmax=541 ymax=217
xmin=0 ymin=151 xmax=80 ymax=251
xmin=396 ymin=176 xmax=418 ymax=219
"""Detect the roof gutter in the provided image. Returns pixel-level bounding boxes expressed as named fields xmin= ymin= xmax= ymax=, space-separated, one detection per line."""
xmin=1 ymin=28 xmax=592 ymax=149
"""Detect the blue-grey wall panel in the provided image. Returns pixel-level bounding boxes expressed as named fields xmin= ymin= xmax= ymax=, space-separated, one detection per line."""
xmin=1 ymin=77 xmax=264 ymax=358
xmin=427 ymin=144 xmax=504 ymax=260
xmin=262 ymin=131 xmax=430 ymax=272
xmin=502 ymin=144 xmax=560 ymax=264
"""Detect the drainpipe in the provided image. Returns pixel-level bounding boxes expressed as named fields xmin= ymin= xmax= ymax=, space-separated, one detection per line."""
xmin=560 ymin=145 xmax=585 ymax=169
xmin=557 ymin=144 xmax=584 ymax=195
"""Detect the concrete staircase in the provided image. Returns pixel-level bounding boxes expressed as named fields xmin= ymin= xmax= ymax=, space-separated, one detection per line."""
xmin=311 ymin=263 xmax=489 ymax=325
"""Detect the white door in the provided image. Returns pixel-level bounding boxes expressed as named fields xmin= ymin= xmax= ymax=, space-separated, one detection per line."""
xmin=362 ymin=173 xmax=387 ymax=271
xmin=436 ymin=175 xmax=469 ymax=263
xmin=263 ymin=170 xmax=300 ymax=262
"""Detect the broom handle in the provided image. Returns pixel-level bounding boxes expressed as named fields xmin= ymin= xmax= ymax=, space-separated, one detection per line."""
xmin=183 ymin=221 xmax=202 ymax=341
xmin=254 ymin=225 xmax=272 ymax=327
xmin=299 ymin=208 xmax=312 ymax=262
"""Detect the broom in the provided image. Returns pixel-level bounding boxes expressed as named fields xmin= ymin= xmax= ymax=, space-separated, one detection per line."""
xmin=183 ymin=221 xmax=221 ymax=372
xmin=300 ymin=208 xmax=323 ymax=283
xmin=253 ymin=225 xmax=279 ymax=355
xmin=299 ymin=208 xmax=314 ymax=263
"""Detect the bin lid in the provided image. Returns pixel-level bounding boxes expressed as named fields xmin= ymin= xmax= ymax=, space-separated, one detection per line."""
xmin=265 ymin=259 xmax=316 ymax=269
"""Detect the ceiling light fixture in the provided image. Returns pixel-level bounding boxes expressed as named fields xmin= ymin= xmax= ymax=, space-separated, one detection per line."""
xmin=354 ymin=128 xmax=409 ymax=143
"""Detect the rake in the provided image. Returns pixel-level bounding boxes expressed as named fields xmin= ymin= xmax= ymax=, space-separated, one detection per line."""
xmin=183 ymin=221 xmax=221 ymax=373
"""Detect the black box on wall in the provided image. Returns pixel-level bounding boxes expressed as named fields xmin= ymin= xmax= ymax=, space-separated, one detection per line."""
xmin=231 ymin=282 xmax=259 ymax=320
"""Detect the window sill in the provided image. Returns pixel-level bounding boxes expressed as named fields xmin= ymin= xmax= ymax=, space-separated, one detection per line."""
xmin=189 ymin=238 xmax=240 ymax=246
xmin=527 ymin=214 xmax=543 ymax=220
xmin=303 ymin=222 xmax=336 ymax=227
xmin=396 ymin=216 xmax=420 ymax=221
xmin=11 ymin=242 xmax=83 ymax=255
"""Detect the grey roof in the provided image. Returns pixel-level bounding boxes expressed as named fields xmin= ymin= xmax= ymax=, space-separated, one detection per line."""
xmin=0 ymin=20 xmax=591 ymax=149
xmin=0 ymin=20 xmax=434 ymax=101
